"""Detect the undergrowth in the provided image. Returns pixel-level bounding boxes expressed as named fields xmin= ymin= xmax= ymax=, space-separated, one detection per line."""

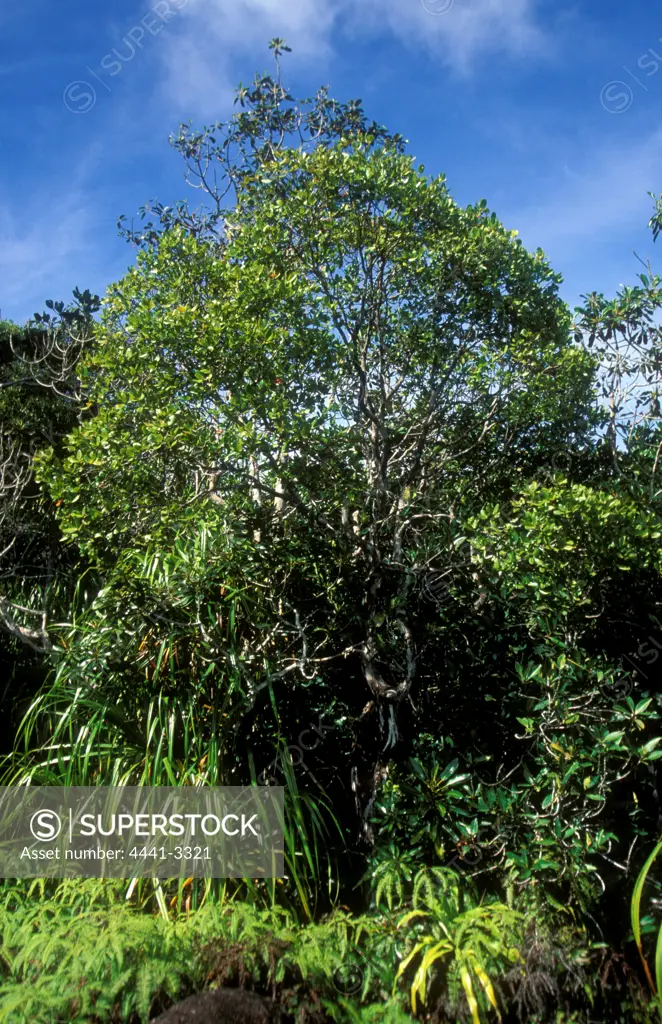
xmin=0 ymin=867 xmax=657 ymax=1024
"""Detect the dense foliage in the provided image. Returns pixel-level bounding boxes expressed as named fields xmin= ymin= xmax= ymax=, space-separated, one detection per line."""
xmin=0 ymin=292 xmax=98 ymax=752
xmin=3 ymin=41 xmax=662 ymax=1023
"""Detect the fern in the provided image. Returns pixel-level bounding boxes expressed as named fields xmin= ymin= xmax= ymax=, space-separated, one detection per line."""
xmin=0 ymin=870 xmax=531 ymax=1023
xmin=322 ymin=997 xmax=417 ymax=1022
xmin=372 ymin=858 xmax=412 ymax=912
xmin=0 ymin=893 xmax=391 ymax=1023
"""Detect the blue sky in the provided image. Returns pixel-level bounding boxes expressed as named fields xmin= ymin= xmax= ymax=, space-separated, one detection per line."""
xmin=2 ymin=0 xmax=662 ymax=324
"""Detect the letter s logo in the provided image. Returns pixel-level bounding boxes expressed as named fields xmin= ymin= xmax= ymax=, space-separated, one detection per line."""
xmin=30 ymin=810 xmax=62 ymax=841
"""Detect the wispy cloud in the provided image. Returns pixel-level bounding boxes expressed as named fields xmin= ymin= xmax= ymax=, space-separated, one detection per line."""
xmin=0 ymin=144 xmax=128 ymax=323
xmin=157 ymin=0 xmax=339 ymax=117
xmin=0 ymin=191 xmax=99 ymax=322
xmin=155 ymin=0 xmax=548 ymax=116
xmin=507 ymin=128 xmax=662 ymax=250
xmin=488 ymin=127 xmax=662 ymax=306
xmin=349 ymin=0 xmax=547 ymax=76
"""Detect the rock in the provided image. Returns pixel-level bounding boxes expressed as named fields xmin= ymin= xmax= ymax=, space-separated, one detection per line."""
xmin=151 ymin=988 xmax=281 ymax=1024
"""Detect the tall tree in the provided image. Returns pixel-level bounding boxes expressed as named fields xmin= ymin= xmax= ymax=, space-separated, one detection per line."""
xmin=35 ymin=132 xmax=595 ymax=841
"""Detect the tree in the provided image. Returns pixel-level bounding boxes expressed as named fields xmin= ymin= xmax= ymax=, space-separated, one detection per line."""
xmin=118 ymin=38 xmax=405 ymax=255
xmin=34 ymin=129 xmax=596 ymax=844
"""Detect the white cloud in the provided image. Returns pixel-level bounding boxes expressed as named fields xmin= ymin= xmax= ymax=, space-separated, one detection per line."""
xmin=157 ymin=0 xmax=339 ymax=118
xmin=155 ymin=0 xmax=548 ymax=116
xmin=348 ymin=0 xmax=547 ymax=76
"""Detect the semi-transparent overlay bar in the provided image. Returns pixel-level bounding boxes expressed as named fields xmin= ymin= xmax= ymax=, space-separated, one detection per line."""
xmin=0 ymin=786 xmax=284 ymax=878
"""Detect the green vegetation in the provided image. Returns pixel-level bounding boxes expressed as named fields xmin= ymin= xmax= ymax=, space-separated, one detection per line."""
xmin=3 ymin=39 xmax=662 ymax=1022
